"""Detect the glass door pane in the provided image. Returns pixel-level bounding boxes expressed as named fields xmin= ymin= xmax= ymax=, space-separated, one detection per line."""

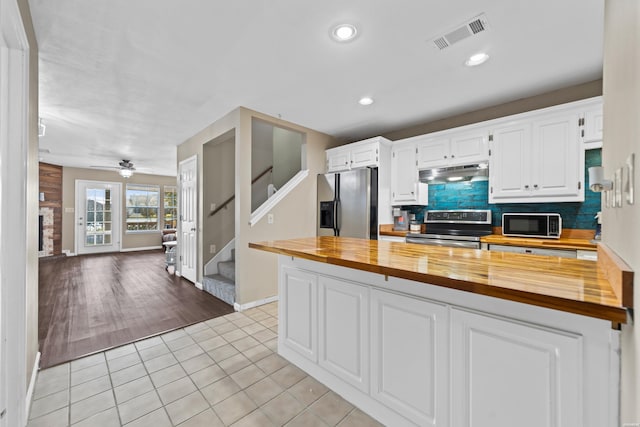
xmin=85 ymin=187 xmax=113 ymax=247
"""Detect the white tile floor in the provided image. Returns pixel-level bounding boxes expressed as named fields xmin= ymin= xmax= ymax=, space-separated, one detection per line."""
xmin=27 ymin=303 xmax=383 ymax=427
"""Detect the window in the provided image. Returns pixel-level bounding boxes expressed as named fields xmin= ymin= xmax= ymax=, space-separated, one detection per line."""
xmin=126 ymin=184 xmax=159 ymax=232
xmin=164 ymin=185 xmax=177 ymax=229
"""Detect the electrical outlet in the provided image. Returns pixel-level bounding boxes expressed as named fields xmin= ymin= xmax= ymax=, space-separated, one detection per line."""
xmin=267 ymin=213 xmax=274 ymax=224
xmin=210 ymin=244 xmax=216 ymax=253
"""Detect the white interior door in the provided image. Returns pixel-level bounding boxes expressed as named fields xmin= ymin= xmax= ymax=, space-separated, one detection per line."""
xmin=0 ymin=5 xmax=29 ymax=425
xmin=76 ymin=180 xmax=121 ymax=254
xmin=179 ymin=156 xmax=197 ymax=282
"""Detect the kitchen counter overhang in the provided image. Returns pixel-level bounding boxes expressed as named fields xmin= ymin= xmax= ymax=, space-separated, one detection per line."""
xmin=249 ymin=236 xmax=632 ymax=324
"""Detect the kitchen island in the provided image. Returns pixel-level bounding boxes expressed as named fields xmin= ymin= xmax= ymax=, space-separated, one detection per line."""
xmin=250 ymin=236 xmax=632 ymax=427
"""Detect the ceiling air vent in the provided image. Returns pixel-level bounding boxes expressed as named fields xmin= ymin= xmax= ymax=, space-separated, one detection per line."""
xmin=431 ymin=13 xmax=489 ymax=50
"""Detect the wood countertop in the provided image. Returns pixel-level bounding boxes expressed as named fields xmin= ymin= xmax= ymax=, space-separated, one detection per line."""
xmin=250 ymin=236 xmax=632 ymax=324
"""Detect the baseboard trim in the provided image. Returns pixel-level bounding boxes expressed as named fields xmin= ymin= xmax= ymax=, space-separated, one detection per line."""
xmin=195 ymin=282 xmax=203 ymax=290
xmin=26 ymin=351 xmax=41 ymax=420
xmin=234 ymin=295 xmax=279 ymax=312
xmin=120 ymin=246 xmax=162 ymax=252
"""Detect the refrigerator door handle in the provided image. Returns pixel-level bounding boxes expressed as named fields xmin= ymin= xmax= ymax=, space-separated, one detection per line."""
xmin=334 ymin=199 xmax=340 ymax=236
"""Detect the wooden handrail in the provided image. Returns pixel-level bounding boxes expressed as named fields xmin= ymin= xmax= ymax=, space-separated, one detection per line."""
xmin=209 ymin=166 xmax=273 ymax=217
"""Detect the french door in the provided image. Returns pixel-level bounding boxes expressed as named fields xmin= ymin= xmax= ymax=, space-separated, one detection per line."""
xmin=76 ymin=180 xmax=121 ymax=254
xmin=179 ymin=156 xmax=197 ymax=283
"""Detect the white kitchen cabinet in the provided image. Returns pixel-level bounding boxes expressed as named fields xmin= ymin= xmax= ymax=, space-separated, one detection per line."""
xmin=582 ymin=104 xmax=603 ymax=149
xmin=417 ymin=136 xmax=450 ymax=169
xmin=391 ymin=142 xmax=428 ymax=205
xmin=277 ymin=256 xmax=619 ymax=427
xmin=488 ymin=122 xmax=532 ymax=200
xmin=327 ymin=147 xmax=351 ymax=172
xmin=451 ymin=308 xmax=583 ymax=427
xmin=318 ymin=276 xmax=369 ymax=393
xmin=450 ymin=130 xmax=489 ymax=166
xmin=417 ymin=129 xmax=488 ymax=170
xmin=489 ymin=243 xmax=577 ymax=258
xmin=489 ymin=110 xmax=584 ymax=203
xmin=371 ymin=289 xmax=448 ymax=427
xmin=279 ymin=266 xmax=317 ymax=362
xmin=326 ymin=137 xmax=389 ymax=173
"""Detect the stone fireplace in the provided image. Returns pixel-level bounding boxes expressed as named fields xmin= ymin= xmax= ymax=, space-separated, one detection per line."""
xmin=39 ymin=207 xmax=54 ymax=257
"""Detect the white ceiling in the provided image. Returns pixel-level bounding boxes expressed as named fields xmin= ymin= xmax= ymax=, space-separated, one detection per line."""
xmin=30 ymin=0 xmax=604 ymax=177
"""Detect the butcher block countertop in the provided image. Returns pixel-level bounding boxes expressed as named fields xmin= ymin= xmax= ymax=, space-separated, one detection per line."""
xmin=249 ymin=236 xmax=633 ymax=324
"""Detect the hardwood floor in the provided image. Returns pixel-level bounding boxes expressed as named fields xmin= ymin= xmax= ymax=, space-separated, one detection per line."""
xmin=38 ymin=250 xmax=234 ymax=368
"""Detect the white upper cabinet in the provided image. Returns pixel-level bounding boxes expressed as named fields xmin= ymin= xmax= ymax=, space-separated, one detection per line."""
xmin=488 ymin=122 xmax=532 ymax=201
xmin=417 ymin=129 xmax=489 ymax=169
xmin=582 ymin=103 xmax=603 ymax=149
xmin=327 ymin=147 xmax=351 ymax=172
xmin=391 ymin=142 xmax=428 ymax=205
xmin=417 ymin=137 xmax=450 ymax=169
xmin=489 ymin=108 xmax=584 ymax=204
xmin=326 ymin=137 xmax=389 ymax=173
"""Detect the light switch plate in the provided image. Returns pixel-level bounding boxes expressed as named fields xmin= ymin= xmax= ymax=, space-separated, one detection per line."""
xmin=267 ymin=213 xmax=274 ymax=224
xmin=625 ymin=153 xmax=634 ymax=205
xmin=65 ymin=207 xmax=74 ymax=213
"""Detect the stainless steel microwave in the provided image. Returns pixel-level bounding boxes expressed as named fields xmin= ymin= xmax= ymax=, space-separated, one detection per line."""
xmin=502 ymin=213 xmax=562 ymax=239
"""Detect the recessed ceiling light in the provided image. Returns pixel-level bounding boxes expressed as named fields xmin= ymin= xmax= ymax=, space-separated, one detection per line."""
xmin=358 ymin=97 xmax=374 ymax=106
xmin=331 ymin=24 xmax=358 ymax=42
xmin=465 ymin=52 xmax=490 ymax=67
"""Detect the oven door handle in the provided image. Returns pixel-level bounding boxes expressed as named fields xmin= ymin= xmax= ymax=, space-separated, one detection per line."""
xmin=406 ymin=237 xmax=480 ymax=249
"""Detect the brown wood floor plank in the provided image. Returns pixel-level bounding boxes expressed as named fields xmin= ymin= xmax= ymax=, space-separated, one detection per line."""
xmin=38 ymin=250 xmax=234 ymax=368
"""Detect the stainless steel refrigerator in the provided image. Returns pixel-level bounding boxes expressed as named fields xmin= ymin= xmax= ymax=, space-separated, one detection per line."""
xmin=317 ymin=168 xmax=378 ymax=239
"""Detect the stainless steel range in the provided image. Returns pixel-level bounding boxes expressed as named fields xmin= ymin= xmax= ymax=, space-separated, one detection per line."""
xmin=405 ymin=209 xmax=493 ymax=249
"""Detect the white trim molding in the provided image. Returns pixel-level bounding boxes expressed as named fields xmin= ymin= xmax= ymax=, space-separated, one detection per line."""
xmin=234 ymin=295 xmax=279 ymax=312
xmin=249 ymin=170 xmax=309 ymax=226
xmin=195 ymin=282 xmax=203 ymax=290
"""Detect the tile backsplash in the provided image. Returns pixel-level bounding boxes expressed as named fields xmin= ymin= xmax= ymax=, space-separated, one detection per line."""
xmin=403 ymin=149 xmax=602 ymax=230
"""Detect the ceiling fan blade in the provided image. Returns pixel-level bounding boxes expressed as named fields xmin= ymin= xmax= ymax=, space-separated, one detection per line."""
xmin=89 ymin=165 xmax=120 ymax=169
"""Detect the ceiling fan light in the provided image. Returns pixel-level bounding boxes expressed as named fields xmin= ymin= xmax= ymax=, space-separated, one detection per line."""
xmin=119 ymin=168 xmax=133 ymax=178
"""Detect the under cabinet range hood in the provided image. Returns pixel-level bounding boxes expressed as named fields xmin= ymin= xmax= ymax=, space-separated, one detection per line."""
xmin=419 ymin=163 xmax=489 ymax=184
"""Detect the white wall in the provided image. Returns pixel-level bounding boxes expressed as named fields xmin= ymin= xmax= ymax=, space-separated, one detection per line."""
xmin=602 ymin=0 xmax=640 ymax=422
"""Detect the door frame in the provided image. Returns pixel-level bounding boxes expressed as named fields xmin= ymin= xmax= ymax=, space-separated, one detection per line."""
xmin=0 ymin=1 xmax=30 ymax=426
xmin=75 ymin=180 xmax=122 ymax=255
xmin=178 ymin=155 xmax=198 ymax=283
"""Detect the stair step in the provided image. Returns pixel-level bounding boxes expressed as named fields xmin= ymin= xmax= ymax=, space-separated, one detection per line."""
xmin=217 ymin=260 xmax=235 ymax=282
xmin=202 ymin=274 xmax=235 ymax=306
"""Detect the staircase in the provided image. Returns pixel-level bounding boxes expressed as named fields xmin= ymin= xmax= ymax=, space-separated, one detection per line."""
xmin=202 ymin=249 xmax=235 ymax=306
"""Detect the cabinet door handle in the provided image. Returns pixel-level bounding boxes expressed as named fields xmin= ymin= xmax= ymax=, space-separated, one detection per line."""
xmin=451 ymin=154 xmax=455 ymax=158
xmin=533 ymin=184 xmax=538 ymax=189
xmin=524 ymin=185 xmax=530 ymax=189
xmin=444 ymin=155 xmax=447 ymax=159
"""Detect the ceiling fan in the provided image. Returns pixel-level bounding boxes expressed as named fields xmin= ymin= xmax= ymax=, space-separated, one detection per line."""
xmin=90 ymin=159 xmax=136 ymax=178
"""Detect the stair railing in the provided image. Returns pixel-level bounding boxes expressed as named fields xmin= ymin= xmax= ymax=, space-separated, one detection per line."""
xmin=209 ymin=166 xmax=273 ymax=217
